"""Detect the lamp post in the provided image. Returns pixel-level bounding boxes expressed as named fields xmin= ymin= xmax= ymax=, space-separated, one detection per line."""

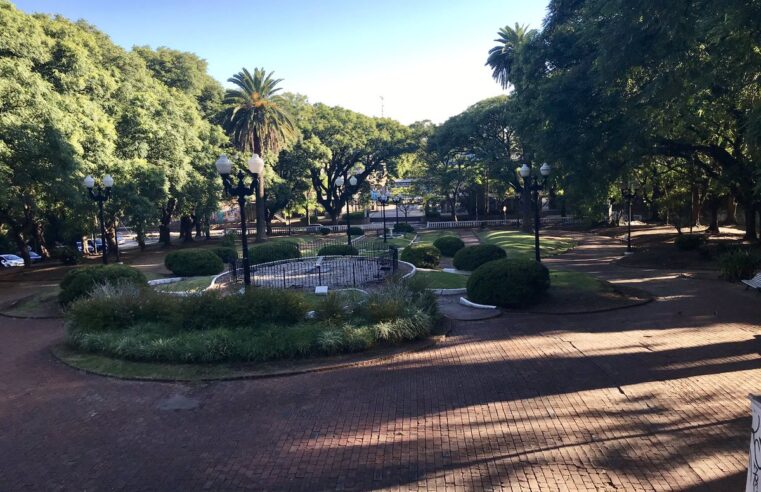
xmin=215 ymin=153 xmax=264 ymax=286
xmin=502 ymin=204 xmax=507 ymax=224
xmin=392 ymin=195 xmax=401 ymax=228
xmin=83 ymin=174 xmax=114 ymax=265
xmin=372 ymin=190 xmax=390 ymax=243
xmin=519 ymin=163 xmax=552 ymax=262
xmin=335 ymin=173 xmax=358 ymax=246
xmin=621 ymin=184 xmax=636 ymax=254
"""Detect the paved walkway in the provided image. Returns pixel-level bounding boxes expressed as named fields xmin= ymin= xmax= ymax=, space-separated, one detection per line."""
xmin=1 ymin=233 xmax=760 ymax=490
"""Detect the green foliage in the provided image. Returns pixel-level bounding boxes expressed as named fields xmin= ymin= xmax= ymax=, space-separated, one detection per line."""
xmin=719 ymin=249 xmax=761 ymax=282
xmin=674 ymin=234 xmax=707 ymax=251
xmin=400 ymin=245 xmax=441 ymax=268
xmin=59 ymin=265 xmax=147 ymax=306
xmin=319 ymin=227 xmax=331 ymax=235
xmin=65 ymin=282 xmax=434 ymax=364
xmin=393 ymin=222 xmax=415 ymax=233
xmin=220 ymin=231 xmax=237 ymax=249
xmin=317 ymin=244 xmax=358 ymax=256
xmin=346 ymin=211 xmax=365 ymax=222
xmin=466 ymin=259 xmax=550 ymax=308
xmin=211 ymin=246 xmax=238 ymax=264
xmin=453 ymin=245 xmax=506 ymax=271
xmin=432 ymin=236 xmax=465 ymax=257
xmin=348 ymin=226 xmax=363 ymax=236
xmin=248 ymin=241 xmax=301 ymax=264
xmin=52 ymin=245 xmax=80 ymax=265
xmin=164 ymin=249 xmax=224 ymax=277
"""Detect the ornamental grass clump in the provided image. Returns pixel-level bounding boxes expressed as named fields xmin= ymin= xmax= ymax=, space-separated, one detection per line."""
xmin=59 ymin=264 xmax=147 ymax=306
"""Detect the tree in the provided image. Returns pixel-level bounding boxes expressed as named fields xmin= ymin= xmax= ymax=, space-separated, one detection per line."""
xmin=221 ymin=67 xmax=297 ymax=242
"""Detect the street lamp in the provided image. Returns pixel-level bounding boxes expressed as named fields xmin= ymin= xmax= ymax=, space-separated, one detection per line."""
xmin=392 ymin=195 xmax=402 ymax=228
xmin=519 ymin=162 xmax=552 ymax=262
xmin=335 ymin=173 xmax=358 ymax=246
xmin=621 ymin=183 xmax=637 ymax=254
xmin=502 ymin=204 xmax=507 ymax=223
xmin=83 ymin=174 xmax=113 ymax=265
xmin=215 ymin=153 xmax=264 ymax=286
xmin=372 ymin=190 xmax=390 ymax=243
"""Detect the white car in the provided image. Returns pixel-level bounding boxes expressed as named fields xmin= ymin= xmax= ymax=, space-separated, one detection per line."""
xmin=28 ymin=251 xmax=42 ymax=262
xmin=0 ymin=254 xmax=24 ymax=267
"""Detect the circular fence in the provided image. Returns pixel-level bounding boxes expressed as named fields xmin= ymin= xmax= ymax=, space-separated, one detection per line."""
xmin=214 ymin=254 xmax=399 ymax=290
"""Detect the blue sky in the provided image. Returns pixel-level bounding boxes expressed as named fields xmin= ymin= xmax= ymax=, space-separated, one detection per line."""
xmin=15 ymin=0 xmax=548 ymax=124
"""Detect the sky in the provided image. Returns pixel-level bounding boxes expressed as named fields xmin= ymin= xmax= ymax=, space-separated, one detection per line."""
xmin=14 ymin=0 xmax=548 ymax=124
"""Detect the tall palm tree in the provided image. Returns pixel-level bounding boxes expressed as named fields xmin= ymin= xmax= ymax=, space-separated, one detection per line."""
xmin=222 ymin=67 xmax=296 ymax=242
xmin=486 ymin=23 xmax=536 ymax=90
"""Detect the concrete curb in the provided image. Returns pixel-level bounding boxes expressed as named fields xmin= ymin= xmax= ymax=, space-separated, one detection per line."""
xmin=459 ymin=297 xmax=497 ymax=309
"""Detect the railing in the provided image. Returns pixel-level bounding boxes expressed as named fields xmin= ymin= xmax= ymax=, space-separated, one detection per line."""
xmin=425 ymin=216 xmax=581 ymax=229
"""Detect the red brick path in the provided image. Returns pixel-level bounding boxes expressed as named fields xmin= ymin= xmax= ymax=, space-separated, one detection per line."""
xmin=1 ymin=233 xmax=759 ymax=490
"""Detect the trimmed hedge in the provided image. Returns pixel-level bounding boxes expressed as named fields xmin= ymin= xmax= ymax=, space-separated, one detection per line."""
xmin=164 ymin=249 xmax=224 ymax=277
xmin=719 ymin=249 xmax=761 ymax=281
xmin=401 ymin=245 xmax=440 ymax=268
xmin=318 ymin=244 xmax=359 ymax=256
xmin=249 ymin=241 xmax=301 ymax=264
xmin=53 ymin=245 xmax=80 ymax=265
xmin=675 ymin=234 xmax=706 ymax=251
xmin=59 ymin=264 xmax=147 ymax=306
xmin=220 ymin=232 xmax=237 ymax=248
xmin=393 ymin=222 xmax=415 ymax=233
xmin=211 ymin=246 xmax=238 ymax=264
xmin=466 ymin=258 xmax=550 ymax=308
xmin=348 ymin=226 xmax=363 ymax=236
xmin=433 ymin=236 xmax=465 ymax=257
xmin=452 ymin=244 xmax=506 ymax=271
xmin=345 ymin=211 xmax=366 ymax=222
xmin=319 ymin=227 xmax=331 ymax=235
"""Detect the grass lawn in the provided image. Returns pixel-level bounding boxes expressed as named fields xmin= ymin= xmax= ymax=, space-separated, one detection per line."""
xmin=479 ymin=229 xmax=574 ymax=258
xmin=530 ymin=269 xmax=650 ymax=313
xmin=415 ymin=270 xmax=468 ymax=289
xmin=414 ymin=230 xmax=461 ymax=247
xmin=154 ymin=275 xmax=215 ymax=293
xmin=2 ymin=288 xmax=61 ymax=317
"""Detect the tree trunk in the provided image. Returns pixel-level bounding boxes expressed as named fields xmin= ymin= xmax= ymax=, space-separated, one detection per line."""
xmin=159 ymin=199 xmax=176 ymax=246
xmin=12 ymin=228 xmax=31 ymax=267
xmin=253 ymin=136 xmax=267 ymax=243
xmin=743 ymin=201 xmax=757 ymax=240
xmin=724 ymin=196 xmax=737 ymax=225
xmin=193 ymin=213 xmax=202 ymax=238
xmin=707 ymin=199 xmax=720 ymax=234
xmin=32 ymin=221 xmax=49 ymax=258
xmin=179 ymin=215 xmax=194 ymax=242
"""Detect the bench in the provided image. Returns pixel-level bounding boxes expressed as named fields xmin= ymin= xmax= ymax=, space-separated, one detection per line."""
xmin=742 ymin=273 xmax=761 ymax=290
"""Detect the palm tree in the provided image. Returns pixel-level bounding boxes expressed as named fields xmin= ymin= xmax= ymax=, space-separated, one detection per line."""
xmin=486 ymin=23 xmax=536 ymax=90
xmin=222 ymin=67 xmax=296 ymax=242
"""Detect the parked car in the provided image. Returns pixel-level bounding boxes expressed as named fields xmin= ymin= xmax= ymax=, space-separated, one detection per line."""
xmin=0 ymin=254 xmax=24 ymax=267
xmin=76 ymin=239 xmax=104 ymax=253
xmin=27 ymin=251 xmax=42 ymax=262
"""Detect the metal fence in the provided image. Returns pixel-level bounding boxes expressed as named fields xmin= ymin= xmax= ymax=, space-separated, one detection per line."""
xmin=425 ymin=216 xmax=581 ymax=229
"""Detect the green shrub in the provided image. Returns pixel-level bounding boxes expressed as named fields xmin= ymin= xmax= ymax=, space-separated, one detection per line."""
xmin=248 ymin=241 xmax=301 ymax=264
xmin=393 ymin=222 xmax=415 ymax=233
xmin=433 ymin=236 xmax=465 ymax=257
xmin=319 ymin=227 xmax=331 ymax=235
xmin=164 ymin=249 xmax=224 ymax=277
xmin=453 ymin=244 xmax=506 ymax=271
xmin=220 ymin=231 xmax=237 ymax=248
xmin=719 ymin=249 xmax=761 ymax=281
xmin=211 ymin=246 xmax=238 ymax=264
xmin=53 ymin=245 xmax=80 ymax=265
xmin=346 ymin=211 xmax=366 ymax=222
xmin=318 ymin=244 xmax=358 ymax=256
xmin=675 ymin=234 xmax=706 ymax=251
xmin=466 ymin=258 xmax=550 ymax=308
xmin=59 ymin=264 xmax=147 ymax=306
xmin=348 ymin=226 xmax=364 ymax=236
xmin=400 ymin=245 xmax=441 ymax=268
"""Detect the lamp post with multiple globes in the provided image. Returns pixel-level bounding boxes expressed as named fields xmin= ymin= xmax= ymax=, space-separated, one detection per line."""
xmin=519 ymin=162 xmax=552 ymax=262
xmin=83 ymin=174 xmax=114 ymax=265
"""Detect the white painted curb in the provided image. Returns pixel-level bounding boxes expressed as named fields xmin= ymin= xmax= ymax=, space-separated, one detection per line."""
xmin=459 ymin=297 xmax=497 ymax=310
xmin=430 ymin=287 xmax=467 ymax=296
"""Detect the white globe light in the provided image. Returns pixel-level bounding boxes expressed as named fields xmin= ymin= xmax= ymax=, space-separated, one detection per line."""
xmin=519 ymin=164 xmax=531 ymax=178
xmin=215 ymin=155 xmax=232 ymax=175
xmin=247 ymin=153 xmax=265 ymax=175
xmin=335 ymin=176 xmax=345 ymax=187
xmin=540 ymin=163 xmax=551 ymax=177
xmin=349 ymin=175 xmax=357 ymax=187
xmin=103 ymin=174 xmax=114 ymax=188
xmin=83 ymin=175 xmax=95 ymax=189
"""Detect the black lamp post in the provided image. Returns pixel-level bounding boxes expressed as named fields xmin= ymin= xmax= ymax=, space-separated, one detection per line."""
xmin=215 ymin=154 xmax=264 ymax=286
xmin=372 ymin=190 xmax=390 ymax=243
xmin=83 ymin=174 xmax=113 ymax=265
xmin=519 ymin=163 xmax=552 ymax=262
xmin=621 ymin=184 xmax=636 ymax=254
xmin=335 ymin=173 xmax=358 ymax=246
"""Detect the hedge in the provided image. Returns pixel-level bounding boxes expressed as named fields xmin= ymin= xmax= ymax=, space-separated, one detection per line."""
xmin=719 ymin=249 xmax=761 ymax=281
xmin=452 ymin=244 xmax=506 ymax=271
xmin=164 ymin=249 xmax=224 ymax=277
xmin=348 ymin=226 xmax=364 ymax=236
xmin=393 ymin=222 xmax=415 ymax=233
xmin=319 ymin=227 xmax=331 ymax=235
xmin=433 ymin=236 xmax=465 ymax=257
xmin=400 ymin=245 xmax=440 ymax=268
xmin=53 ymin=245 xmax=80 ymax=265
xmin=466 ymin=258 xmax=550 ymax=308
xmin=674 ymin=234 xmax=706 ymax=251
xmin=59 ymin=264 xmax=147 ymax=306
xmin=318 ymin=244 xmax=359 ymax=256
xmin=249 ymin=241 xmax=301 ymax=264
xmin=211 ymin=246 xmax=238 ymax=264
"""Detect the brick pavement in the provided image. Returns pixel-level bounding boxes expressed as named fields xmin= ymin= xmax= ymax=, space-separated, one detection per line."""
xmin=1 ymin=233 xmax=759 ymax=490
